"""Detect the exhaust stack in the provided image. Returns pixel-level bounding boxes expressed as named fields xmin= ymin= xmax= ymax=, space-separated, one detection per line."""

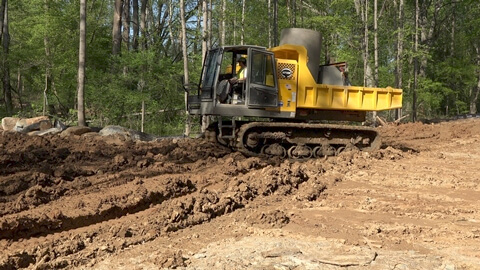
xmin=279 ymin=28 xmax=322 ymax=82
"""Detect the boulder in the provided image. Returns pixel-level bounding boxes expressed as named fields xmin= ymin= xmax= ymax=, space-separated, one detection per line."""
xmin=17 ymin=120 xmax=52 ymax=134
xmin=60 ymin=126 xmax=93 ymax=137
xmin=53 ymin=119 xmax=68 ymax=131
xmin=34 ymin=127 xmax=63 ymax=136
xmin=1 ymin=117 xmax=20 ymax=131
xmin=14 ymin=116 xmax=51 ymax=133
xmin=99 ymin=125 xmax=157 ymax=142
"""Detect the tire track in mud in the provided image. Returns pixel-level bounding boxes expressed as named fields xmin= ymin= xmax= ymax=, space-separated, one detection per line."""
xmin=0 ymin=130 xmax=410 ymax=269
xmin=0 ymin=151 xmax=347 ymax=269
xmin=0 ymin=176 xmax=196 ymax=240
xmin=0 ymin=133 xmax=231 ymax=217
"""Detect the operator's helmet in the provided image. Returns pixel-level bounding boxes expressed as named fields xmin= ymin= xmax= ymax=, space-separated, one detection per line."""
xmin=237 ymin=57 xmax=247 ymax=64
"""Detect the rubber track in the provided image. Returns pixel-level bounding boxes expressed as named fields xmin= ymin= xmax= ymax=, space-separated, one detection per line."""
xmin=235 ymin=122 xmax=381 ymax=157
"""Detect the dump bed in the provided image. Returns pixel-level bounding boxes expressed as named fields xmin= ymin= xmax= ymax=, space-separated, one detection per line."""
xmin=297 ymin=84 xmax=403 ymax=111
xmin=271 ymin=44 xmax=403 ymax=113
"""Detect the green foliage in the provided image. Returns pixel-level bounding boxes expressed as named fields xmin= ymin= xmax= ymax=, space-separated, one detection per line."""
xmin=417 ymin=78 xmax=451 ymax=117
xmin=3 ymin=0 xmax=480 ymax=128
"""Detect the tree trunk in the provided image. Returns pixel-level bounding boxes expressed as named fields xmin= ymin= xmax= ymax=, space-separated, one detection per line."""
xmin=273 ymin=0 xmax=278 ymax=46
xmin=140 ymin=0 xmax=148 ymax=50
xmin=16 ymin=68 xmax=23 ymax=110
xmin=363 ymin=1 xmax=369 ymax=87
xmin=471 ymin=45 xmax=480 ymax=114
xmin=300 ymin=0 xmax=303 ymax=28
xmin=354 ymin=0 xmax=372 ymax=87
xmin=418 ymin=0 xmax=435 ymax=78
xmin=0 ymin=0 xmax=5 ymax=42
xmin=355 ymin=0 xmax=375 ymax=124
xmin=208 ymin=0 xmax=212 ymax=49
xmin=112 ymin=0 xmax=123 ymax=55
xmin=167 ymin=0 xmax=175 ymax=55
xmin=43 ymin=0 xmax=51 ymax=116
xmin=202 ymin=0 xmax=207 ymax=59
xmin=394 ymin=0 xmax=404 ymax=120
xmin=286 ymin=0 xmax=290 ymax=23
xmin=268 ymin=0 xmax=271 ymax=48
xmin=221 ymin=0 xmax=226 ymax=46
xmin=180 ymin=0 xmax=190 ymax=136
xmin=200 ymin=0 xmax=210 ymax=132
xmin=292 ymin=0 xmax=296 ymax=27
xmin=122 ymin=0 xmax=130 ymax=51
xmin=132 ymin=0 xmax=139 ymax=51
xmin=195 ymin=2 xmax=200 ymax=54
xmin=77 ymin=0 xmax=87 ymax=126
xmin=412 ymin=0 xmax=419 ymax=122
xmin=241 ymin=0 xmax=245 ymax=45
xmin=2 ymin=0 xmax=11 ymax=116
xmin=373 ymin=0 xmax=378 ymax=87
xmin=450 ymin=2 xmax=455 ymax=57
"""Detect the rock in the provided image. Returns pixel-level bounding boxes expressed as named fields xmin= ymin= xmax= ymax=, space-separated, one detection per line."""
xmin=53 ymin=119 xmax=68 ymax=131
xmin=98 ymin=125 xmax=128 ymax=136
xmin=60 ymin=126 xmax=93 ymax=137
xmin=1 ymin=117 xmax=19 ymax=131
xmin=99 ymin=125 xmax=157 ymax=142
xmin=17 ymin=120 xmax=52 ymax=134
xmin=34 ymin=127 xmax=63 ymax=136
xmin=39 ymin=120 xmax=53 ymax=131
xmin=14 ymin=116 xmax=51 ymax=133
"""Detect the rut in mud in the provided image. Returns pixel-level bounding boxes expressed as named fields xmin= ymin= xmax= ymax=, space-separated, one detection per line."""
xmin=1 ymin=119 xmax=480 ymax=269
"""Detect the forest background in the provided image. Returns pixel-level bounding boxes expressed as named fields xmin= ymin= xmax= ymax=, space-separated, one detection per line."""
xmin=0 ymin=0 xmax=479 ymax=136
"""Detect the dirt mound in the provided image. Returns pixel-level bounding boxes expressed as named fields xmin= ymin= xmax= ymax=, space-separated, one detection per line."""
xmin=1 ymin=119 xmax=480 ymax=269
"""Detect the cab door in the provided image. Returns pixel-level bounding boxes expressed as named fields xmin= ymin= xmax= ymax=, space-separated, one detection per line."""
xmin=246 ymin=48 xmax=278 ymax=108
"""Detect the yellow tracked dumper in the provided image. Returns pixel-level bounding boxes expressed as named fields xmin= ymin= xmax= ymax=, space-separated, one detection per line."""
xmin=187 ymin=28 xmax=402 ymax=158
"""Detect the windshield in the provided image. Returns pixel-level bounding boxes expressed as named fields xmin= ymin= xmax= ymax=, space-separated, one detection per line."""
xmin=201 ymin=48 xmax=221 ymax=91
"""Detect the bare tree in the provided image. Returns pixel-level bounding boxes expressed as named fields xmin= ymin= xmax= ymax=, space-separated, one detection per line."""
xmin=77 ymin=0 xmax=87 ymax=126
xmin=373 ymin=0 xmax=378 ymax=87
xmin=273 ymin=0 xmax=278 ymax=46
xmin=471 ymin=45 xmax=480 ymax=114
xmin=394 ymin=0 xmax=404 ymax=119
xmin=413 ymin=0 xmax=419 ymax=122
xmin=208 ymin=0 xmax=212 ymax=48
xmin=292 ymin=0 xmax=296 ymax=27
xmin=180 ymin=0 xmax=190 ymax=136
xmin=202 ymin=0 xmax=208 ymax=59
xmin=122 ymin=0 xmax=130 ymax=50
xmin=140 ymin=0 xmax=148 ymax=50
xmin=0 ymin=0 xmax=5 ymax=39
xmin=268 ymin=0 xmax=271 ymax=47
xmin=132 ymin=0 xmax=139 ymax=50
xmin=200 ymin=0 xmax=211 ymax=132
xmin=241 ymin=0 xmax=245 ymax=45
xmin=221 ymin=0 xmax=226 ymax=46
xmin=195 ymin=3 xmax=201 ymax=53
xmin=42 ymin=0 xmax=51 ymax=116
xmin=167 ymin=0 xmax=176 ymax=55
xmin=2 ymin=0 xmax=11 ymax=116
xmin=112 ymin=0 xmax=123 ymax=55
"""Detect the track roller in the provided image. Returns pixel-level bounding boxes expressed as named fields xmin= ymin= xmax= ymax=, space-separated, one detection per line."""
xmin=313 ymin=144 xmax=336 ymax=158
xmin=287 ymin=145 xmax=313 ymax=159
xmin=261 ymin=144 xmax=287 ymax=158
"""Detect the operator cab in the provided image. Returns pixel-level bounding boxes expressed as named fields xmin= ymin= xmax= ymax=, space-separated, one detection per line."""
xmin=199 ymin=46 xmax=279 ymax=109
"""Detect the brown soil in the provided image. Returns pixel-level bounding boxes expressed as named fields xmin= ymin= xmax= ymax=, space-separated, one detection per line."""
xmin=1 ymin=119 xmax=479 ymax=269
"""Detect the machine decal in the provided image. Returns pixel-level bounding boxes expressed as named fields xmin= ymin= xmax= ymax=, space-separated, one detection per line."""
xmin=281 ymin=68 xmax=293 ymax=79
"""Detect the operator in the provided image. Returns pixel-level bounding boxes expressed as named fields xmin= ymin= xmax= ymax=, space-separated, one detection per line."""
xmin=228 ymin=57 xmax=247 ymax=103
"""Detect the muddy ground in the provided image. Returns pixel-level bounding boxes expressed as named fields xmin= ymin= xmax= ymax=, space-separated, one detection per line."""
xmin=0 ymin=118 xmax=479 ymax=269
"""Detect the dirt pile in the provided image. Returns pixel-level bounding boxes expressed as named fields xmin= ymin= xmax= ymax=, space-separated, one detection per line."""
xmin=1 ymin=119 xmax=480 ymax=269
